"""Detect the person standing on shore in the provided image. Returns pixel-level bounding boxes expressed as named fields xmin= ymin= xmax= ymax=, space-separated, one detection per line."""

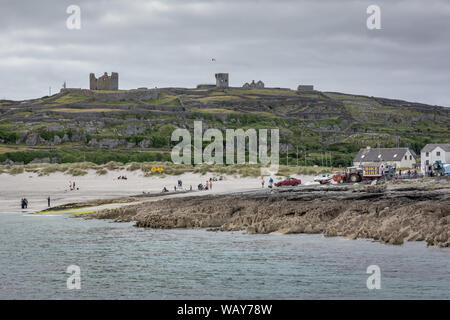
xmin=261 ymin=178 xmax=265 ymax=188
xmin=47 ymin=196 xmax=51 ymax=207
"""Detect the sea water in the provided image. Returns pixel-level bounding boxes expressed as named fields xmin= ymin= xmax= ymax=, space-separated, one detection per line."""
xmin=0 ymin=212 xmax=448 ymax=299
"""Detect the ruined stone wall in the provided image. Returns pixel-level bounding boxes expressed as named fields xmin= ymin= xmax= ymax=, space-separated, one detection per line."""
xmin=89 ymin=72 xmax=119 ymax=90
xmin=60 ymin=88 xmax=158 ymax=101
xmin=110 ymin=72 xmax=119 ymax=90
xmin=89 ymin=73 xmax=97 ymax=90
xmin=297 ymin=85 xmax=314 ymax=92
xmin=243 ymin=80 xmax=265 ymax=89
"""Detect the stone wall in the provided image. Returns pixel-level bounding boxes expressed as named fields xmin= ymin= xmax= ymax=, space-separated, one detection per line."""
xmin=60 ymin=88 xmax=158 ymax=102
xmin=297 ymin=85 xmax=314 ymax=92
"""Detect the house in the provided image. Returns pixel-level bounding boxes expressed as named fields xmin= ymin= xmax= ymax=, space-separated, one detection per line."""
xmin=420 ymin=144 xmax=450 ymax=172
xmin=353 ymin=147 xmax=417 ymax=168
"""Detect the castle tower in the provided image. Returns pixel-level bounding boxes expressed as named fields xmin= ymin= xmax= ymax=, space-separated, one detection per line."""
xmin=110 ymin=72 xmax=119 ymax=90
xmin=215 ymin=73 xmax=229 ymax=89
xmin=89 ymin=73 xmax=97 ymax=90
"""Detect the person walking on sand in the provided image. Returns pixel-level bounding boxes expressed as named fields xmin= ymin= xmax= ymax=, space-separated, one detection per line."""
xmin=209 ymin=180 xmax=212 ymax=190
xmin=48 ymin=196 xmax=51 ymax=207
xmin=269 ymin=177 xmax=274 ymax=188
xmin=24 ymin=198 xmax=28 ymax=209
xmin=262 ymin=178 xmax=265 ymax=188
xmin=21 ymin=198 xmax=25 ymax=209
xmin=69 ymin=181 xmax=72 ymax=190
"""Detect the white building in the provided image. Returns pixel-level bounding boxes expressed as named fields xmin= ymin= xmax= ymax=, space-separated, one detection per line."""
xmin=420 ymin=144 xmax=450 ymax=172
xmin=353 ymin=147 xmax=417 ymax=168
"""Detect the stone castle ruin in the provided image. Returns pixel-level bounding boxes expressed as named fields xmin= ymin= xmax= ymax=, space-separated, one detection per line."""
xmin=215 ymin=73 xmax=229 ymax=88
xmin=243 ymin=80 xmax=265 ymax=89
xmin=90 ymin=72 xmax=119 ymax=90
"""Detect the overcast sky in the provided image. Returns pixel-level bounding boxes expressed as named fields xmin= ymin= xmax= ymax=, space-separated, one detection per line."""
xmin=1 ymin=0 xmax=449 ymax=106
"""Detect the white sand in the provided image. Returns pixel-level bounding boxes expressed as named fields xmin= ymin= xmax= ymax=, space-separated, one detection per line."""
xmin=0 ymin=170 xmax=315 ymax=213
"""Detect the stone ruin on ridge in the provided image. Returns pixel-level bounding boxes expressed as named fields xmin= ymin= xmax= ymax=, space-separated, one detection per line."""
xmin=243 ymin=80 xmax=265 ymax=89
xmin=90 ymin=72 xmax=119 ymax=90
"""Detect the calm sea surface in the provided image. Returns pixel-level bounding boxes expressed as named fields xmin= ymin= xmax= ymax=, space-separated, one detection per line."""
xmin=0 ymin=212 xmax=448 ymax=299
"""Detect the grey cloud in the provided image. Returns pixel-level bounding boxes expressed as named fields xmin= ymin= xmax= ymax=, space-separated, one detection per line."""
xmin=0 ymin=0 xmax=449 ymax=106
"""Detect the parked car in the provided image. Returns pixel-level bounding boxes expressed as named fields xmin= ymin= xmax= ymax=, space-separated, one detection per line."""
xmin=313 ymin=173 xmax=333 ymax=184
xmin=275 ymin=177 xmax=302 ymax=187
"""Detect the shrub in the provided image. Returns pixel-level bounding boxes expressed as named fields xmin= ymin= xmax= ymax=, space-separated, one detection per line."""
xmin=9 ymin=166 xmax=24 ymax=175
xmin=96 ymin=168 xmax=108 ymax=175
xmin=67 ymin=168 xmax=88 ymax=176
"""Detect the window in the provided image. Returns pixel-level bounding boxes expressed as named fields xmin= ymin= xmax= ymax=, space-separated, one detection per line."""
xmin=437 ymin=151 xmax=441 ymax=156
xmin=410 ymin=155 xmax=412 ymax=160
xmin=426 ymin=152 xmax=429 ymax=157
xmin=426 ymin=160 xmax=429 ymax=165
xmin=405 ymin=155 xmax=407 ymax=160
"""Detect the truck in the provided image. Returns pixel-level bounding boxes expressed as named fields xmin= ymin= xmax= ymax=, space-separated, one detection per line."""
xmin=333 ymin=166 xmax=363 ymax=183
xmin=333 ymin=163 xmax=395 ymax=184
xmin=444 ymin=164 xmax=450 ymax=176
xmin=432 ymin=160 xmax=445 ymax=176
xmin=362 ymin=163 xmax=396 ymax=180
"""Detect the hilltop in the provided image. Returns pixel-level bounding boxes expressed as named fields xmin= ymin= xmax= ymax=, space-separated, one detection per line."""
xmin=0 ymin=87 xmax=449 ymax=166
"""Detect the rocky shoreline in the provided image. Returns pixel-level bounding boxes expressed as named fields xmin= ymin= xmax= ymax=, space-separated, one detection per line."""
xmin=88 ymin=181 xmax=450 ymax=247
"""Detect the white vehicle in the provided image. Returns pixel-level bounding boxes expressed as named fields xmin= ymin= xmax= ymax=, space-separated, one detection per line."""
xmin=313 ymin=173 xmax=333 ymax=184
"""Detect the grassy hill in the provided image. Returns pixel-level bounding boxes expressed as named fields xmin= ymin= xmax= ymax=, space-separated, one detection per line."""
xmin=0 ymin=87 xmax=449 ymax=167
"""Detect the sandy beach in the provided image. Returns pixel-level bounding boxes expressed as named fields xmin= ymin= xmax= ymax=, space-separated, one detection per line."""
xmin=0 ymin=170 xmax=315 ymax=213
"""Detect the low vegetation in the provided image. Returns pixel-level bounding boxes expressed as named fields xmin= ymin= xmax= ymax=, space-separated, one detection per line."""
xmin=0 ymin=161 xmax=331 ymax=177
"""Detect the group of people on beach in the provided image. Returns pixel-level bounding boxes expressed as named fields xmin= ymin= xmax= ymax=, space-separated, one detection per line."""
xmin=261 ymin=177 xmax=274 ymax=188
xmin=20 ymin=198 xmax=29 ymax=209
xmin=161 ymin=176 xmax=225 ymax=193
xmin=68 ymin=181 xmax=78 ymax=191
xmin=117 ymin=175 xmax=128 ymax=180
xmin=198 ymin=176 xmax=223 ymax=191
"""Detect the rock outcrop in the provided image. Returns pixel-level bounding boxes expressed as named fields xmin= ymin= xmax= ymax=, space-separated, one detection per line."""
xmin=89 ymin=184 xmax=450 ymax=248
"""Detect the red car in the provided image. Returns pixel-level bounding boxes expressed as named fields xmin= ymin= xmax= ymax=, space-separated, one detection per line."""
xmin=275 ymin=177 xmax=302 ymax=187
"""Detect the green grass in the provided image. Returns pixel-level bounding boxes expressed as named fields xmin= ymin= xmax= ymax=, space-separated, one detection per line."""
xmin=191 ymin=108 xmax=239 ymax=114
xmin=35 ymin=208 xmax=96 ymax=215
xmin=143 ymin=93 xmax=180 ymax=106
xmin=198 ymin=95 xmax=243 ymax=102
xmin=48 ymin=93 xmax=89 ymax=105
xmin=229 ymin=89 xmax=297 ymax=96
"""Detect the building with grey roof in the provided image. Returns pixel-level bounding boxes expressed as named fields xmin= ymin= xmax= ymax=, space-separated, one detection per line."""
xmin=420 ymin=143 xmax=450 ymax=172
xmin=353 ymin=147 xmax=417 ymax=168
